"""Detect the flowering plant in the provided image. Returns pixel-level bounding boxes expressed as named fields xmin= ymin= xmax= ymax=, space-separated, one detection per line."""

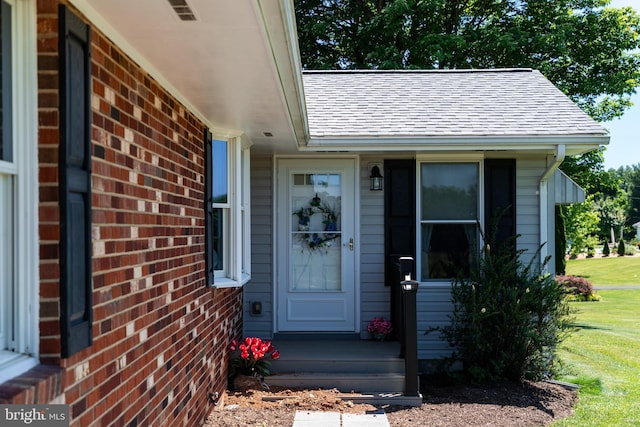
xmin=229 ymin=337 xmax=280 ymax=377
xmin=367 ymin=317 xmax=393 ymax=340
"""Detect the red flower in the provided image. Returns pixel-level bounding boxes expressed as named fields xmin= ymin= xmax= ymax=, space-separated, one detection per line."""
xmin=230 ymin=336 xmax=282 ymax=377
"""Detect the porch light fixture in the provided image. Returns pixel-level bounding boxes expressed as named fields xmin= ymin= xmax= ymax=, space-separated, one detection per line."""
xmin=369 ymin=164 xmax=383 ymax=191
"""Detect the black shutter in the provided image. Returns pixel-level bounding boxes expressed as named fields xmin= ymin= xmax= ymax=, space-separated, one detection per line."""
xmin=484 ymin=159 xmax=516 ymax=255
xmin=204 ymin=128 xmax=214 ymax=286
xmin=384 ymin=159 xmax=416 ymax=341
xmin=59 ymin=6 xmax=92 ymax=357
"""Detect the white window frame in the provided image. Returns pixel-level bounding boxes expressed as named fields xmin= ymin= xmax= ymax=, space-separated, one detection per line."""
xmin=211 ymin=135 xmax=251 ymax=288
xmin=417 ymin=157 xmax=484 ymax=284
xmin=0 ymin=0 xmax=39 ymax=383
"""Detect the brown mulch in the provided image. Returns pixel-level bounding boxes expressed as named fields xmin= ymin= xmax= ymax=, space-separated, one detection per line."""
xmin=203 ymin=377 xmax=577 ymax=427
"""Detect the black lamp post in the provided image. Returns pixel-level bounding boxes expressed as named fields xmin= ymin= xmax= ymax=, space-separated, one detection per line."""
xmin=398 ymin=257 xmax=420 ymax=397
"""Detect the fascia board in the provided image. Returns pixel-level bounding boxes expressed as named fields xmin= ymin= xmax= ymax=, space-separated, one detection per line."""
xmin=302 ymin=135 xmax=609 ymax=154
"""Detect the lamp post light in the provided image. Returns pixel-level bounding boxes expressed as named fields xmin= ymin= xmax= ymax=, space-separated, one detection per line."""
xmin=399 ymin=257 xmax=420 ymax=397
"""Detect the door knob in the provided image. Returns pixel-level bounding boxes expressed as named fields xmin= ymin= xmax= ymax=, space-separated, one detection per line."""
xmin=349 ymin=238 xmax=354 ymax=251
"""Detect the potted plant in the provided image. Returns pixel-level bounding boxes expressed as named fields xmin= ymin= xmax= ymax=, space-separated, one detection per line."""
xmin=229 ymin=337 xmax=280 ymax=390
xmin=367 ymin=317 xmax=393 ymax=341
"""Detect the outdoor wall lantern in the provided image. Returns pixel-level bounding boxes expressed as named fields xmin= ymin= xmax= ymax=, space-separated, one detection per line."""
xmin=369 ymin=164 xmax=383 ymax=191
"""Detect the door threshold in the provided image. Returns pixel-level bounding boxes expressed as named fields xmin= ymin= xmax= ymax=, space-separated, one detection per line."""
xmin=274 ymin=332 xmax=360 ymax=341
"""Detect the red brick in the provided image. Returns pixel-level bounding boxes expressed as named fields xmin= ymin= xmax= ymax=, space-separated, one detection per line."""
xmin=0 ymin=3 xmax=243 ymax=426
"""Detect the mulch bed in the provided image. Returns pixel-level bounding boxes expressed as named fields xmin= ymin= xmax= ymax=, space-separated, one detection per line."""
xmin=204 ymin=377 xmax=577 ymax=427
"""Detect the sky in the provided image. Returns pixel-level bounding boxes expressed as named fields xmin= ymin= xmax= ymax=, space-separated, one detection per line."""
xmin=601 ymin=0 xmax=640 ymax=170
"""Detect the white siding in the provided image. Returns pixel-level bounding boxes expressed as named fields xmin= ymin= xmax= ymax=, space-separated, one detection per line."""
xmin=417 ymin=285 xmax=454 ymax=360
xmin=244 ymin=154 xmax=551 ymax=361
xmin=515 ymin=157 xmax=545 ymax=261
xmin=244 ymin=154 xmax=274 ymax=338
xmin=358 ymin=157 xmax=387 ymax=337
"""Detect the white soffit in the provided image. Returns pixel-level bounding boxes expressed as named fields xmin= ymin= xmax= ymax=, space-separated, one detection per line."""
xmin=75 ymin=0 xmax=304 ymax=152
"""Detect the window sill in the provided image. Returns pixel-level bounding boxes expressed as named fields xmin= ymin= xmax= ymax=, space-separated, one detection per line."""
xmin=0 ymin=353 xmax=38 ymax=385
xmin=211 ymin=273 xmax=250 ymax=289
xmin=0 ymin=362 xmax=63 ymax=404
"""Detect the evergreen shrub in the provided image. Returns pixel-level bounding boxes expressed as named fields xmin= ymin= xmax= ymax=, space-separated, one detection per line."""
xmin=430 ymin=235 xmax=572 ymax=383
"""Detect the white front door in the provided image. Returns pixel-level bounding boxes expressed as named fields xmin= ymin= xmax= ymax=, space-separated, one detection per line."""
xmin=276 ymin=159 xmax=357 ymax=332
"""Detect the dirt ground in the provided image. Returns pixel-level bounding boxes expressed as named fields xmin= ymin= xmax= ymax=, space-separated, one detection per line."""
xmin=204 ymin=377 xmax=577 ymax=427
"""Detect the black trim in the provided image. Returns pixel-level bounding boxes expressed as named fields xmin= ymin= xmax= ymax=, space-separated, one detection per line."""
xmin=59 ymin=5 xmax=92 ymax=357
xmin=484 ymin=159 xmax=516 ymax=255
xmin=204 ymin=128 xmax=214 ymax=286
xmin=384 ymin=159 xmax=416 ymax=342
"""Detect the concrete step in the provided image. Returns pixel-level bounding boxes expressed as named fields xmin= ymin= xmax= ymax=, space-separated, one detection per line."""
xmin=270 ymin=339 xmax=404 ymax=375
xmin=265 ymin=372 xmax=406 ymax=394
xmin=270 ymin=355 xmax=404 ymax=374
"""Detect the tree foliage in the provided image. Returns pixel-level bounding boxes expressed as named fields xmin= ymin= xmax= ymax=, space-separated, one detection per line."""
xmin=563 ymin=195 xmax=600 ymax=255
xmin=611 ymin=163 xmax=640 ymax=237
xmin=296 ymin=0 xmax=640 ymax=121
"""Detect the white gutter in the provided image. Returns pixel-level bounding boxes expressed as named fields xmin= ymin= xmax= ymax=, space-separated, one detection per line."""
xmin=539 ymin=144 xmax=566 ymax=270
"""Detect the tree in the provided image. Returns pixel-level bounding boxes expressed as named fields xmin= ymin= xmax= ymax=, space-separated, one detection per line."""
xmin=613 ymin=164 xmax=640 ymax=237
xmin=563 ymin=196 xmax=600 ymax=256
xmin=594 ymin=196 xmax=627 ymax=243
xmin=295 ymin=0 xmax=640 ymax=121
xmin=557 ymin=147 xmax=630 ymax=252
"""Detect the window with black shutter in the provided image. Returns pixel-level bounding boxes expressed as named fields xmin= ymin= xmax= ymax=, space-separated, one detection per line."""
xmin=204 ymin=128 xmax=214 ymax=286
xmin=59 ymin=5 xmax=92 ymax=357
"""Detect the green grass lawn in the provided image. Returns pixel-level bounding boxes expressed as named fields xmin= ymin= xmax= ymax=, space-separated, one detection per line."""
xmin=566 ymin=256 xmax=640 ymax=286
xmin=553 ymin=289 xmax=640 ymax=426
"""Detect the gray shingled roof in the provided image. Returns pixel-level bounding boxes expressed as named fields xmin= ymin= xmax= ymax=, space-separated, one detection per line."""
xmin=302 ymin=69 xmax=607 ymax=139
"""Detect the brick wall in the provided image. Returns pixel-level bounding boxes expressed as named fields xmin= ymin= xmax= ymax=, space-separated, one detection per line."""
xmin=0 ymin=1 xmax=243 ymax=425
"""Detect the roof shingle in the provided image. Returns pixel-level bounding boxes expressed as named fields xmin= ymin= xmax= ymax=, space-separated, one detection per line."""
xmin=302 ymin=69 xmax=607 ymax=139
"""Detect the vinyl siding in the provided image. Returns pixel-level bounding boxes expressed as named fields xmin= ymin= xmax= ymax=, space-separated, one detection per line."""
xmin=244 ymin=154 xmax=274 ymax=338
xmin=359 ymin=156 xmax=386 ymax=337
xmin=244 ymin=154 xmax=550 ymax=361
xmin=515 ymin=157 xmax=546 ymax=262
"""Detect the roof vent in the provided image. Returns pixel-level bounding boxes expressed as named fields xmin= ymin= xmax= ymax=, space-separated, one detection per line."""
xmin=167 ymin=0 xmax=197 ymax=21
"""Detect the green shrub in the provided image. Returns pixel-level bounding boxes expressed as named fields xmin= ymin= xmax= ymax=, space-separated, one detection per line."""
xmin=602 ymin=239 xmax=610 ymax=256
xmin=624 ymin=243 xmax=637 ymax=256
xmin=431 ymin=238 xmax=572 ymax=383
xmin=556 ymin=275 xmax=601 ymax=301
xmin=617 ymin=239 xmax=626 ymax=256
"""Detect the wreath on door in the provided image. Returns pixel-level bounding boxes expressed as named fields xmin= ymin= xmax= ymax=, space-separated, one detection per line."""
xmin=292 ymin=194 xmax=340 ymax=253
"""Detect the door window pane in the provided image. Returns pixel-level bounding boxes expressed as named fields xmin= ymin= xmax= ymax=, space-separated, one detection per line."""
xmin=290 ymin=173 xmax=342 ymax=291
